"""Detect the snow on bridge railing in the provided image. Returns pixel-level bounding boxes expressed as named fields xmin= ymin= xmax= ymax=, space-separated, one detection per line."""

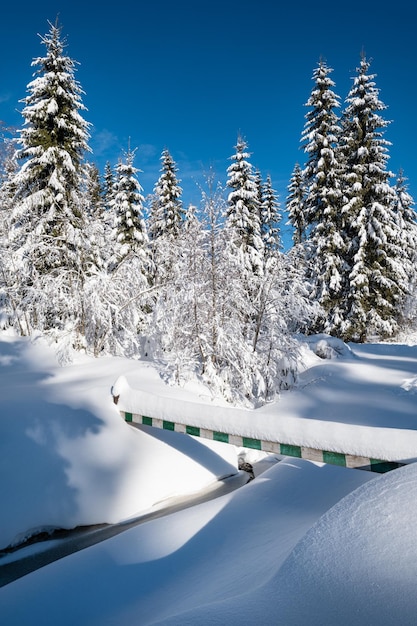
xmin=118 ymin=409 xmax=404 ymax=474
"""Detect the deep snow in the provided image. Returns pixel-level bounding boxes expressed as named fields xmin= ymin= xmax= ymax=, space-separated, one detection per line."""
xmin=1 ymin=332 xmax=417 ymax=624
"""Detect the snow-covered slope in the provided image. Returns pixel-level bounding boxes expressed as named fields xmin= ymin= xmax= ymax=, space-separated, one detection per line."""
xmin=0 ymin=334 xmax=237 ymax=550
xmin=1 ymin=332 xmax=417 ymax=625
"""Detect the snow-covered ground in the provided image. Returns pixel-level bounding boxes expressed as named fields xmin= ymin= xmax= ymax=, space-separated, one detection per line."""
xmin=1 ymin=332 xmax=417 ymax=624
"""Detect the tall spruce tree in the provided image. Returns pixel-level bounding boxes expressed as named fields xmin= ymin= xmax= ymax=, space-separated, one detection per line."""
xmin=392 ymin=170 xmax=417 ymax=327
xmin=148 ymin=148 xmax=184 ymax=285
xmin=6 ymin=20 xmax=92 ymax=335
xmin=149 ymin=148 xmax=184 ymax=241
xmin=301 ymin=59 xmax=342 ymax=231
xmin=339 ymin=55 xmax=406 ymax=341
xmin=300 ymin=59 xmax=346 ymax=334
xmin=393 ymin=169 xmax=417 ymax=282
xmin=0 ymin=125 xmax=18 ymax=328
xmin=226 ymin=135 xmax=264 ymax=276
xmin=286 ymin=162 xmax=307 ymax=246
xmin=11 ymin=20 xmax=90 ymax=271
xmin=260 ymin=173 xmax=282 ymax=256
xmin=110 ymin=146 xmax=150 ymax=273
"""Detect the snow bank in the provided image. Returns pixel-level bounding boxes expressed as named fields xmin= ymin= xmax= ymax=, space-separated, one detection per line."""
xmin=269 ymin=461 xmax=417 ymax=625
xmin=161 ymin=461 xmax=417 ymax=626
xmin=0 ymin=335 xmax=237 ymax=549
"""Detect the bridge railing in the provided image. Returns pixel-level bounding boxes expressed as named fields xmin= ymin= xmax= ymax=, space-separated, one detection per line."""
xmin=120 ymin=409 xmax=404 ymax=473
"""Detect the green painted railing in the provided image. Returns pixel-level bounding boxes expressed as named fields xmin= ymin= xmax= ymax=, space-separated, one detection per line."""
xmin=121 ymin=411 xmax=404 ymax=473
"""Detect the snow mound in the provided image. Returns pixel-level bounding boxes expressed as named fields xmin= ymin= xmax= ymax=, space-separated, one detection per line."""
xmin=267 ymin=461 xmax=417 ymax=624
xmin=152 ymin=462 xmax=417 ymax=625
xmin=301 ymin=333 xmax=354 ymax=360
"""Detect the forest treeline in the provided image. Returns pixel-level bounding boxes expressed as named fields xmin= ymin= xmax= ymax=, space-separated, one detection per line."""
xmin=0 ymin=21 xmax=415 ymax=406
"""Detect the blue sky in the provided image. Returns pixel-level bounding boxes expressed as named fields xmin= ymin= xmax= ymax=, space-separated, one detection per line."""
xmin=1 ymin=0 xmax=416 ymax=242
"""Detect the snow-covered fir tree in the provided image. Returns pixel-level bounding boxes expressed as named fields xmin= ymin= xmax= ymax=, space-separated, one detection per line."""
xmin=254 ymin=169 xmax=264 ymax=212
xmin=110 ymin=146 xmax=150 ymax=271
xmin=79 ymin=161 xmax=114 ymax=275
xmin=77 ymin=162 xmax=108 ymax=280
xmin=300 ymin=59 xmax=346 ymax=334
xmin=286 ymin=162 xmax=307 ymax=246
xmin=260 ymin=173 xmax=282 ymax=256
xmin=226 ymin=135 xmax=264 ymax=276
xmin=224 ymin=137 xmax=264 ymax=370
xmin=0 ymin=124 xmax=19 ymax=328
xmin=392 ymin=169 xmax=417 ymax=328
xmin=80 ymin=149 xmax=153 ymax=359
xmin=148 ymin=148 xmax=184 ymax=284
xmin=103 ymin=161 xmax=115 ymax=210
xmin=393 ymin=169 xmax=417 ymax=281
xmin=301 ymin=59 xmax=342 ymax=231
xmin=222 ymin=139 xmax=309 ymax=404
xmin=339 ymin=55 xmax=407 ymax=341
xmin=104 ymin=147 xmax=153 ymax=336
xmin=5 ymin=19 xmax=92 ymax=337
xmin=149 ymin=148 xmax=184 ymax=242
xmin=87 ymin=161 xmax=116 ymax=267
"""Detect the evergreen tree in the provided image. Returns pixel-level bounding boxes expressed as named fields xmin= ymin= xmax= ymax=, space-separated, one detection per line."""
xmin=0 ymin=124 xmax=18 ymax=329
xmin=11 ymin=20 xmax=91 ymax=273
xmin=339 ymin=55 xmax=406 ymax=340
xmin=149 ymin=148 xmax=184 ymax=241
xmin=110 ymin=146 xmax=150 ymax=269
xmin=300 ymin=59 xmax=346 ymax=334
xmin=254 ymin=169 xmax=264 ymax=212
xmin=82 ymin=149 xmax=153 ymax=358
xmin=226 ymin=135 xmax=264 ymax=276
xmin=301 ymin=59 xmax=342 ymax=232
xmin=392 ymin=169 xmax=417 ymax=283
xmin=148 ymin=148 xmax=184 ymax=284
xmin=98 ymin=160 xmax=117 ymax=263
xmin=260 ymin=174 xmax=282 ymax=256
xmin=5 ymin=20 xmax=92 ymax=336
xmin=392 ymin=169 xmax=417 ymax=328
xmin=286 ymin=162 xmax=307 ymax=246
